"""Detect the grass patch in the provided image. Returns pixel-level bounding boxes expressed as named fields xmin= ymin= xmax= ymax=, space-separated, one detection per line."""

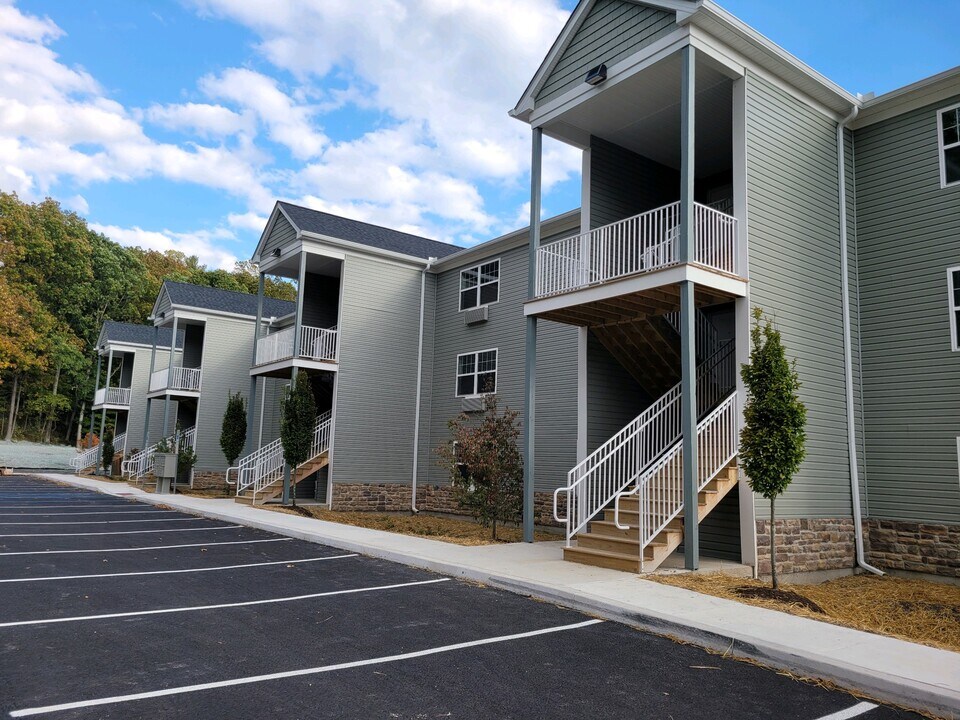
xmin=263 ymin=505 xmax=557 ymax=546
xmin=647 ymin=572 xmax=960 ymax=653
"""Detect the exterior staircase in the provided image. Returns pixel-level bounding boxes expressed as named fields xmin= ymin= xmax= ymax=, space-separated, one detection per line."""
xmin=232 ymin=412 xmax=332 ymax=505
xmin=70 ymin=432 xmax=127 ymax=474
xmin=553 ymin=338 xmax=739 ymax=574
xmin=121 ymin=427 xmax=196 ymax=484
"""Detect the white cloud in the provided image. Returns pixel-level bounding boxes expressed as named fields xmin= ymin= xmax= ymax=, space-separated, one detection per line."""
xmin=90 ymin=222 xmax=240 ymax=270
xmin=64 ymin=194 xmax=88 ymax=214
xmin=227 ymin=210 xmax=268 ymax=233
xmin=144 ymin=102 xmax=252 ymax=138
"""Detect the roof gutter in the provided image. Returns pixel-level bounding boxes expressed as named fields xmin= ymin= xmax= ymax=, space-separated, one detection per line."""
xmin=411 ymin=256 xmax=438 ymax=512
xmin=836 ymin=104 xmax=883 ymax=576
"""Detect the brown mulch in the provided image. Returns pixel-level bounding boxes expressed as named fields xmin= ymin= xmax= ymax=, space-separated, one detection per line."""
xmin=647 ymin=572 xmax=960 ymax=653
xmin=263 ymin=505 xmax=557 ymax=546
xmin=174 ymin=487 xmax=233 ymax=499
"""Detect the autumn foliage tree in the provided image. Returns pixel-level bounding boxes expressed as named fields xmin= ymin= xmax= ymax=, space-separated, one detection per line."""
xmin=436 ymin=395 xmax=523 ymax=540
xmin=739 ymin=308 xmax=807 ymax=589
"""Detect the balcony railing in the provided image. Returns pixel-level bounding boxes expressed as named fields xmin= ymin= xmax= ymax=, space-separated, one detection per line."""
xmin=149 ymin=366 xmax=202 ymax=393
xmin=94 ymin=386 xmax=131 ymax=407
xmin=534 ymin=201 xmax=738 ymax=298
xmin=255 ymin=324 xmax=339 ymax=366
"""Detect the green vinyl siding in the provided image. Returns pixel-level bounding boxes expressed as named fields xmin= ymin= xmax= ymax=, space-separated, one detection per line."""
xmin=536 ymin=0 xmax=676 ymax=105
xmin=854 ymin=93 xmax=960 ymax=525
xmin=426 ymin=238 xmax=579 ymax=493
xmin=745 ymin=71 xmax=854 ymax=520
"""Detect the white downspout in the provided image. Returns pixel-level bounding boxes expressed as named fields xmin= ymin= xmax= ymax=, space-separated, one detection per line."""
xmin=411 ymin=256 xmax=437 ymax=513
xmin=837 ymin=104 xmax=883 ymax=576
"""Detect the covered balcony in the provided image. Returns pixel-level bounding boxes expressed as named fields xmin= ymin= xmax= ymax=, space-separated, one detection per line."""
xmin=148 ymin=365 xmax=202 ymax=398
xmin=255 ymin=324 xmax=339 ymax=367
xmin=93 ymin=386 xmax=131 ymax=410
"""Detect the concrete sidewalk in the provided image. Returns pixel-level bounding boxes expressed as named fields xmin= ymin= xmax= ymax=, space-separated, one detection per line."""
xmin=38 ymin=473 xmax=960 ymax=717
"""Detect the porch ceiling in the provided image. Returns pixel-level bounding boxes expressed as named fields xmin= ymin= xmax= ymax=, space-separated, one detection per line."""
xmin=535 ymin=282 xmax=733 ymax=328
xmin=543 ymin=51 xmax=734 ymax=177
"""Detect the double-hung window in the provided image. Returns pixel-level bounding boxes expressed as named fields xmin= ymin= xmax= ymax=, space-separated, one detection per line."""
xmin=456 ymin=349 xmax=497 ymax=396
xmin=459 ymin=260 xmax=499 ymax=311
xmin=939 ymin=103 xmax=960 ymax=188
xmin=949 ymin=267 xmax=960 ymax=350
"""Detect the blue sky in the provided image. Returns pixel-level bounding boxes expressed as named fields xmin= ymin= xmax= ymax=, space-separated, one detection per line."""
xmin=2 ymin=0 xmax=957 ymax=267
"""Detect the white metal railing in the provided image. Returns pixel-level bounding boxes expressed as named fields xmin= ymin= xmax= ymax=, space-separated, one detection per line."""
xmin=68 ymin=432 xmax=127 ymax=473
xmin=664 ymin=309 xmax=723 ymax=360
xmin=553 ymin=341 xmax=735 ymax=542
xmin=255 ymin=325 xmax=339 ymax=366
xmin=150 ymin=427 xmax=197 ymax=478
xmin=232 ymin=412 xmax=332 ymax=503
xmin=150 ymin=366 xmax=202 ymax=393
xmin=613 ymin=391 xmax=739 ymax=571
xmin=122 ymin=426 xmax=196 ymax=482
xmin=94 ymin=387 xmax=132 ymax=407
xmin=535 ymin=201 xmax=739 ymax=297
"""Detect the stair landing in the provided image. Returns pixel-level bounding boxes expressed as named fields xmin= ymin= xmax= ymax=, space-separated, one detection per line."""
xmin=235 ymin=453 xmax=329 ymax=505
xmin=562 ymin=463 xmax=739 ymax=573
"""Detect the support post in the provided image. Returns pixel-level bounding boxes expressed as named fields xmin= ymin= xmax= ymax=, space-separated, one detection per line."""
xmin=97 ymin=348 xmax=114 ymax=472
xmin=293 ymin=254 xmax=307 ymax=360
xmin=680 ymin=44 xmax=699 ymax=570
xmin=162 ymin=317 xmax=179 ymax=436
xmin=282 ymin=366 xmax=298 ymax=505
xmin=523 ymin=126 xmax=543 ymax=543
xmin=88 ymin=352 xmax=102 ymax=449
xmin=143 ymin=325 xmax=159 ymax=450
xmin=246 ymin=272 xmax=265 ymax=454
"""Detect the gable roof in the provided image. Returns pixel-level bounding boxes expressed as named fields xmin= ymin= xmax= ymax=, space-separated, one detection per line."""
xmin=161 ymin=281 xmax=295 ymax=319
xmin=271 ymin=201 xmax=463 ymax=261
xmin=99 ymin=321 xmax=183 ymax=350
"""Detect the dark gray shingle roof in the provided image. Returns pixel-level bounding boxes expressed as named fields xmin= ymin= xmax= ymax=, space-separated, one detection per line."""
xmin=278 ymin=201 xmax=462 ymax=260
xmin=163 ymin=281 xmax=295 ymax=318
xmin=101 ymin=321 xmax=183 ymax=349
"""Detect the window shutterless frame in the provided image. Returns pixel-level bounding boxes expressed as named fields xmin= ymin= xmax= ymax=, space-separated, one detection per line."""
xmin=459 ymin=259 xmax=500 ymax=311
xmin=948 ymin=266 xmax=960 ymax=351
xmin=938 ymin=103 xmax=960 ymax=189
xmin=455 ymin=348 xmax=498 ymax=397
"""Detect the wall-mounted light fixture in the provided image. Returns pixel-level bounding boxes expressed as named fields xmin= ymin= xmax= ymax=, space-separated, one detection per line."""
xmin=271 ymin=248 xmax=281 ymax=258
xmin=584 ymin=63 xmax=607 ymax=86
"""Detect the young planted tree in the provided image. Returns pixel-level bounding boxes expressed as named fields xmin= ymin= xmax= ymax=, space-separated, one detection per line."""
xmin=436 ymin=395 xmax=523 ymax=541
xmin=220 ymin=391 xmax=247 ymax=466
xmin=100 ymin=430 xmax=115 ymax=476
xmin=740 ymin=308 xmax=807 ymax=589
xmin=280 ymin=372 xmax=316 ymax=507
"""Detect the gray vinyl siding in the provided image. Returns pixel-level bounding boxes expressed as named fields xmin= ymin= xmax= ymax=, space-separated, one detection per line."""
xmin=426 ymin=242 xmax=579 ymax=493
xmin=123 ymin=346 xmax=170 ymax=455
xmin=586 ymin=331 xmax=649 ymax=453
xmin=302 ymin=273 xmax=340 ymax=329
xmin=153 ymin=288 xmax=172 ymax=318
xmin=537 ymin=0 xmax=676 ymax=105
xmin=414 ymin=273 xmax=437 ymax=488
xmin=256 ymin=376 xmax=287 ymax=447
xmin=182 ymin=326 xmax=204 ymax=368
xmin=854 ymin=93 xmax=960 ymax=525
xmin=331 ymin=255 xmax=423 ymax=486
xmin=745 ymin=71 xmax=853 ymax=520
xmin=192 ymin=316 xmax=256 ymax=472
xmin=262 ymin=213 xmax=298 ymax=258
xmin=590 ymin=136 xmax=679 ymax=228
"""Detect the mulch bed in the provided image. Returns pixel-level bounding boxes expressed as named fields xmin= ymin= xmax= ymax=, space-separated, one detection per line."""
xmin=734 ymin=586 xmax=825 ymax=614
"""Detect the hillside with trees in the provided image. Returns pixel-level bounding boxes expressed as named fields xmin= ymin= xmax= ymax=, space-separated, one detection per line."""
xmin=0 ymin=191 xmax=291 ymax=445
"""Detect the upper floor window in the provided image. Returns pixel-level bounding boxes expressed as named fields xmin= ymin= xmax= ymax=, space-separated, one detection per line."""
xmin=460 ymin=260 xmax=500 ymax=311
xmin=949 ymin=266 xmax=960 ymax=351
xmin=939 ymin=104 xmax=960 ymax=188
xmin=456 ymin=349 xmax=497 ymax=396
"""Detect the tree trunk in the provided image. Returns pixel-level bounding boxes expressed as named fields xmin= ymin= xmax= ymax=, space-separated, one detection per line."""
xmin=291 ymin=466 xmax=298 ymax=508
xmin=75 ymin=403 xmax=85 ymax=450
xmin=4 ymin=374 xmax=19 ymax=442
xmin=770 ymin=496 xmax=778 ymax=590
xmin=43 ymin=364 xmax=61 ymax=443
xmin=492 ymin=516 xmax=497 ymax=541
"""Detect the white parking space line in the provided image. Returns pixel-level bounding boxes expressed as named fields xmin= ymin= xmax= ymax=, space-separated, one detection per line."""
xmin=0 ymin=516 xmax=206 ymax=526
xmin=0 ymin=577 xmax=451 ymax=628
xmin=0 ymin=511 xmax=177 ymax=516
xmin=0 ymin=554 xmax=359 ymax=583
xmin=8 ymin=618 xmax=602 ymax=717
xmin=812 ymin=702 xmax=879 ymax=720
xmin=0 ymin=538 xmax=292 ymax=556
xmin=0 ymin=525 xmax=242 ymax=537
xmin=0 ymin=505 xmax=136 ymax=509
xmin=0 ymin=518 xmax=202 ymax=525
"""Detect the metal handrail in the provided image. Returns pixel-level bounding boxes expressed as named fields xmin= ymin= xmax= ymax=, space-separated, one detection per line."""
xmin=122 ymin=426 xmax=196 ymax=482
xmin=255 ymin=324 xmax=339 ymax=365
xmin=94 ymin=387 xmax=132 ymax=406
xmin=234 ymin=412 xmax=332 ymax=502
xmin=612 ymin=391 xmax=739 ymax=571
xmin=553 ymin=341 xmax=735 ymax=542
xmin=534 ymin=200 xmax=739 ymax=297
xmin=150 ymin=366 xmax=202 ymax=393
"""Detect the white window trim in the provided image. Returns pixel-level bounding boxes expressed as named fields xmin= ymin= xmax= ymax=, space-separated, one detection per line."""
xmin=949 ymin=266 xmax=960 ymax=351
xmin=937 ymin=102 xmax=960 ymax=189
xmin=455 ymin=348 xmax=498 ymax=398
xmin=458 ymin=258 xmax=501 ymax=312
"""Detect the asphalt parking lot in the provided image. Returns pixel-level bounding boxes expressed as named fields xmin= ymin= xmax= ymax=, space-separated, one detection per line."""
xmin=0 ymin=476 xmax=925 ymax=719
